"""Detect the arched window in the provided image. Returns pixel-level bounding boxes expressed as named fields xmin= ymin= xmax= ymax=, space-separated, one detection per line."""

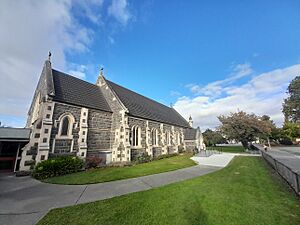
xmin=151 ymin=129 xmax=159 ymax=146
xmin=57 ymin=113 xmax=75 ymax=138
xmin=61 ymin=117 xmax=70 ymax=136
xmin=165 ymin=131 xmax=171 ymax=145
xmin=130 ymin=126 xmax=141 ymax=147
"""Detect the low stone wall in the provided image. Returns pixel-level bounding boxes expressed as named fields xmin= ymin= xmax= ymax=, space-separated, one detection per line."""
xmin=152 ymin=147 xmax=162 ymax=158
xmin=131 ymin=148 xmax=146 ymax=161
xmin=260 ymin=150 xmax=300 ymax=197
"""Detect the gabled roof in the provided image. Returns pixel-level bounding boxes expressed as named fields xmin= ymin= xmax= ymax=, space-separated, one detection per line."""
xmin=106 ymin=80 xmax=190 ymax=128
xmin=184 ymin=128 xmax=197 ymax=140
xmin=52 ymin=70 xmax=111 ymax=112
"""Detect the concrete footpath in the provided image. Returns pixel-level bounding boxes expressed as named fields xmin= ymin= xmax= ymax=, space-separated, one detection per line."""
xmin=0 ymin=163 xmax=221 ymax=225
xmin=192 ymin=152 xmax=260 ymax=167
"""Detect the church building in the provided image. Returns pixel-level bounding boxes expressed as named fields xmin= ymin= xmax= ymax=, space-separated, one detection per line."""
xmin=19 ymin=59 xmax=203 ymax=171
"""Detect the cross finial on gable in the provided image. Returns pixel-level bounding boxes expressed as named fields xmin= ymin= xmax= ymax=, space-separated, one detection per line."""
xmin=100 ymin=67 xmax=104 ymax=77
xmin=48 ymin=51 xmax=52 ymax=62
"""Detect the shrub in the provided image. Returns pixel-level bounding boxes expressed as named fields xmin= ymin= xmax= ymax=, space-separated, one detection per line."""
xmin=135 ymin=153 xmax=152 ymax=164
xmin=155 ymin=153 xmax=178 ymax=160
xmin=33 ymin=156 xmax=84 ymax=180
xmin=178 ymin=145 xmax=184 ymax=153
xmin=279 ymin=137 xmax=293 ymax=145
xmin=86 ymin=156 xmax=103 ymax=169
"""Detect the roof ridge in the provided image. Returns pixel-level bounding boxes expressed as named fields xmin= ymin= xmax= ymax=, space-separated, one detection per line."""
xmin=106 ymin=79 xmax=173 ymax=110
xmin=52 ymin=68 xmax=98 ymax=87
xmin=170 ymin=107 xmax=191 ymax=126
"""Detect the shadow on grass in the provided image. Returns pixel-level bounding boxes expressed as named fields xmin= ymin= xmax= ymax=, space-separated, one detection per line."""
xmin=183 ymin=197 xmax=208 ymax=225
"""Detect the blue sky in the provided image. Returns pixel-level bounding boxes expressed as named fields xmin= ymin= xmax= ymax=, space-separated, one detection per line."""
xmin=1 ymin=0 xmax=300 ymax=129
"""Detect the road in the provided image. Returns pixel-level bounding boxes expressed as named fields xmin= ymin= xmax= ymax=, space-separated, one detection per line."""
xmin=265 ymin=146 xmax=300 ymax=172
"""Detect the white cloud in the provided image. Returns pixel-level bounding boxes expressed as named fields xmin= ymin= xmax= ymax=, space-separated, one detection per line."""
xmin=108 ymin=0 xmax=132 ymax=26
xmin=170 ymin=91 xmax=181 ymax=97
xmin=68 ymin=64 xmax=87 ymax=79
xmin=0 ymin=0 xmax=133 ymax=128
xmin=188 ymin=63 xmax=253 ymax=97
xmin=75 ymin=0 xmax=104 ymax=25
xmin=174 ymin=64 xmax=300 ymax=130
xmin=0 ymin=0 xmax=95 ymax=127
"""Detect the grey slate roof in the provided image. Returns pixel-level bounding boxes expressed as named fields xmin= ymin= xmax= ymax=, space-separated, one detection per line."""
xmin=0 ymin=128 xmax=31 ymax=141
xmin=106 ymin=80 xmax=190 ymax=128
xmin=184 ymin=128 xmax=197 ymax=140
xmin=52 ymin=70 xmax=111 ymax=112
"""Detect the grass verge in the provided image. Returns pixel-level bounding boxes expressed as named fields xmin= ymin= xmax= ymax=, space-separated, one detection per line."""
xmin=207 ymin=145 xmax=246 ymax=153
xmin=39 ymin=157 xmax=300 ymax=225
xmin=43 ymin=154 xmax=196 ymax=185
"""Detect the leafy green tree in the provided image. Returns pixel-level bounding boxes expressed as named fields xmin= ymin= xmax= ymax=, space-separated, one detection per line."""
xmin=218 ymin=111 xmax=272 ymax=149
xmin=282 ymin=122 xmax=300 ymax=140
xmin=261 ymin=115 xmax=280 ymax=142
xmin=202 ymin=129 xmax=227 ymax=146
xmin=283 ymin=76 xmax=300 ymax=123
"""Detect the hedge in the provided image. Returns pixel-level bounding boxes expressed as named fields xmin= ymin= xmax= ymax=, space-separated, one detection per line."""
xmin=33 ymin=156 xmax=84 ymax=180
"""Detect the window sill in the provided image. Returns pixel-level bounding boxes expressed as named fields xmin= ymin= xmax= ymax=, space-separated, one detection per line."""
xmin=131 ymin=146 xmax=143 ymax=149
xmin=55 ymin=135 xmax=73 ymax=140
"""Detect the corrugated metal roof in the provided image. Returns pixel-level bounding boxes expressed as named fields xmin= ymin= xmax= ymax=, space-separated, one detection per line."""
xmin=0 ymin=128 xmax=31 ymax=140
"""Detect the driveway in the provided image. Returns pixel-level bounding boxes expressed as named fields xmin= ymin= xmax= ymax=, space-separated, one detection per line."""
xmin=0 ymin=164 xmax=221 ymax=225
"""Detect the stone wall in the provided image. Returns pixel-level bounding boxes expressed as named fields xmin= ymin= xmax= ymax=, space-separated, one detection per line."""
xmin=128 ymin=116 xmax=185 ymax=160
xmin=128 ymin=117 xmax=147 ymax=147
xmin=97 ymin=75 xmax=131 ymax=162
xmin=50 ymin=103 xmax=81 ymax=154
xmin=185 ymin=140 xmax=196 ymax=151
xmin=87 ymin=109 xmax=112 ymax=154
xmin=20 ymin=61 xmax=54 ymax=170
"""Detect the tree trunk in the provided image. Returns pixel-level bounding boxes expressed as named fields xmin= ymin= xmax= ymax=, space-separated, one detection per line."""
xmin=241 ymin=140 xmax=249 ymax=150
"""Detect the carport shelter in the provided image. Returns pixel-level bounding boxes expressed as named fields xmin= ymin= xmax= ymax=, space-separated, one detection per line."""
xmin=0 ymin=128 xmax=30 ymax=172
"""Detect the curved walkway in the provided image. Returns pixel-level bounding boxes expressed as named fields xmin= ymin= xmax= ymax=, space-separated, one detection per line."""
xmin=0 ymin=163 xmax=221 ymax=225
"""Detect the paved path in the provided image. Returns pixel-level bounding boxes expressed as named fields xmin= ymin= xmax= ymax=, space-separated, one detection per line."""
xmin=0 ymin=164 xmax=220 ymax=225
xmin=192 ymin=152 xmax=260 ymax=167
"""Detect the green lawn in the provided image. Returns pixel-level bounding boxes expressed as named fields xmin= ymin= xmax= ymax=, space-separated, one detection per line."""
xmin=39 ymin=157 xmax=300 ymax=225
xmin=43 ymin=154 xmax=196 ymax=185
xmin=207 ymin=145 xmax=246 ymax=153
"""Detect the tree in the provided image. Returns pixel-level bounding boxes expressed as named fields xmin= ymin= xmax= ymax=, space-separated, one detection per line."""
xmin=218 ymin=111 xmax=272 ymax=149
xmin=261 ymin=115 xmax=279 ymax=142
xmin=282 ymin=122 xmax=300 ymax=140
xmin=202 ymin=129 xmax=227 ymax=146
xmin=283 ymin=76 xmax=300 ymax=123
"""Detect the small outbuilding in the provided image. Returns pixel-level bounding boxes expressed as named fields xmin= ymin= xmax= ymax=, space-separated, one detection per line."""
xmin=0 ymin=128 xmax=30 ymax=172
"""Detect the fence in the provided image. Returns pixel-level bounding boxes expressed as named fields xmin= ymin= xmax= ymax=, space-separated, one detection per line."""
xmin=261 ymin=150 xmax=300 ymax=197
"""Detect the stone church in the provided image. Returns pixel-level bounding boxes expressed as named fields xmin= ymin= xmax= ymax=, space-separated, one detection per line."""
xmin=19 ymin=59 xmax=203 ymax=171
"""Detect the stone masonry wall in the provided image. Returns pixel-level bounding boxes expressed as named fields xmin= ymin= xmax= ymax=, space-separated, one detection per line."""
xmin=128 ymin=117 xmax=185 ymax=159
xmin=50 ymin=102 xmax=81 ymax=154
xmin=87 ymin=109 xmax=112 ymax=154
xmin=128 ymin=117 xmax=147 ymax=147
